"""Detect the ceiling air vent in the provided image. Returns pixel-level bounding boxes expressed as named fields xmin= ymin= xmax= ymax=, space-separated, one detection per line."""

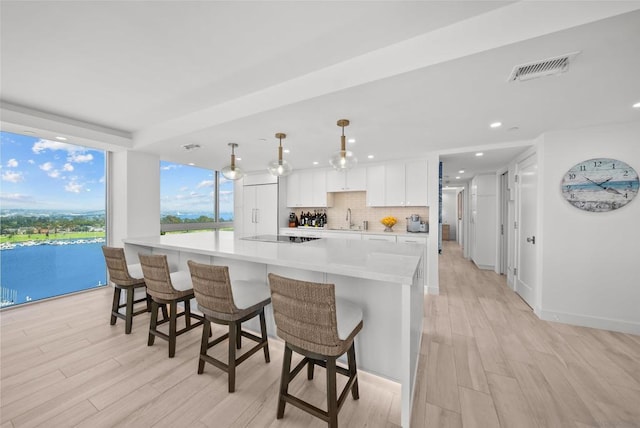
xmin=508 ymin=51 xmax=580 ymax=82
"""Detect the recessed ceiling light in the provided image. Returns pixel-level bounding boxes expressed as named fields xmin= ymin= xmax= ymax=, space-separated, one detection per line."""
xmin=458 ymin=170 xmax=465 ymax=173
xmin=456 ymin=176 xmax=461 ymax=179
xmin=633 ymin=101 xmax=640 ymax=109
xmin=367 ymin=155 xmax=374 ymax=159
xmin=22 ymin=130 xmax=35 ymax=134
xmin=475 ymin=152 xmax=484 ymax=157
xmin=284 ymin=149 xmax=290 ymax=154
xmin=348 ymin=138 xmax=356 ymax=143
xmin=313 ymin=161 xmax=319 ymax=165
xmin=490 ymin=122 xmax=502 ymax=128
xmin=55 ymin=136 xmax=68 ymax=141
xmin=236 ymin=157 xmax=242 ymax=161
xmin=188 ymin=163 xmax=195 ymax=166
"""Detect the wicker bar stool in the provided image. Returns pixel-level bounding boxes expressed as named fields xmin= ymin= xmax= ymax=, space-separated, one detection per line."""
xmin=102 ymin=246 xmax=152 ymax=334
xmin=267 ymin=273 xmax=363 ymax=428
xmin=188 ymin=260 xmax=271 ymax=393
xmin=139 ymin=254 xmax=204 ymax=358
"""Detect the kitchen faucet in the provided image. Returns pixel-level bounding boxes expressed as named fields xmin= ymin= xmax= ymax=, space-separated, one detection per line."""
xmin=346 ymin=208 xmax=353 ymax=228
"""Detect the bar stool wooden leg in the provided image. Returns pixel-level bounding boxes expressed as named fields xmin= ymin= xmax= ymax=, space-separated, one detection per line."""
xmin=169 ymin=301 xmax=178 ymax=358
xmin=161 ymin=304 xmax=169 ymax=320
xmin=185 ymin=299 xmax=191 ymax=328
xmin=110 ymin=287 xmax=122 ymax=325
xmin=348 ymin=343 xmax=359 ymax=400
xmin=278 ymin=345 xmax=293 ymax=419
xmin=148 ymin=300 xmax=158 ymax=346
xmin=125 ymin=288 xmax=135 ymax=334
xmin=326 ymin=357 xmax=338 ymax=428
xmin=228 ymin=321 xmax=237 ymax=392
xmin=198 ymin=319 xmax=211 ymax=374
xmin=259 ymin=310 xmax=270 ymax=363
xmin=236 ymin=321 xmax=242 ymax=349
xmin=307 ymin=360 xmax=315 ymax=380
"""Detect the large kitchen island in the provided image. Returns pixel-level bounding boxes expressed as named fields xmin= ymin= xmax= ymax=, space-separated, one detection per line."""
xmin=123 ymin=231 xmax=424 ymax=427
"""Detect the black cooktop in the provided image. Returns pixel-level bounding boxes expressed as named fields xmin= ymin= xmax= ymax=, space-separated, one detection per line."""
xmin=241 ymin=235 xmax=321 ymax=243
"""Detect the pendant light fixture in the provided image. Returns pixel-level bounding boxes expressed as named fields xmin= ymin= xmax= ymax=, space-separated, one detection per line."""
xmin=329 ymin=119 xmax=357 ymax=170
xmin=221 ymin=143 xmax=244 ymax=180
xmin=267 ymin=132 xmax=293 ymax=177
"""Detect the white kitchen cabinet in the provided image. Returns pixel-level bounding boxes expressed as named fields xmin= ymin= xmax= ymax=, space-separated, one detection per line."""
xmin=405 ymin=160 xmax=428 ymax=206
xmin=286 ymin=170 xmax=329 ymax=207
xmin=326 ymin=167 xmax=366 ymax=192
xmin=397 ymin=235 xmax=427 ymax=284
xmin=362 ymin=234 xmax=397 ymax=243
xmin=366 ymin=160 xmax=428 ymax=207
xmin=243 ymin=184 xmax=278 ymax=237
xmin=385 ymin=163 xmax=406 ymax=206
xmin=366 ymin=165 xmax=385 ymax=206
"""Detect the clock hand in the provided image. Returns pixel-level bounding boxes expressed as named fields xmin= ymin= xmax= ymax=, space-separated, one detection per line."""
xmin=584 ymin=176 xmax=606 ymax=189
xmin=597 ymin=177 xmax=613 ymax=186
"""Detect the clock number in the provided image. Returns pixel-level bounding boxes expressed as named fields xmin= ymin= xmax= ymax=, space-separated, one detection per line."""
xmin=624 ymin=193 xmax=628 ymax=199
xmin=568 ymin=173 xmax=576 ymax=179
xmin=624 ymin=170 xmax=629 ymax=177
xmin=612 ymin=164 xmax=616 ymax=169
xmin=594 ymin=161 xmax=602 ymax=167
xmin=579 ymin=165 xmax=586 ymax=171
xmin=570 ymin=193 xmax=576 ymax=199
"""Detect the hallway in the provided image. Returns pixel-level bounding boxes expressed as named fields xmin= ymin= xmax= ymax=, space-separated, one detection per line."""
xmin=411 ymin=240 xmax=640 ymax=427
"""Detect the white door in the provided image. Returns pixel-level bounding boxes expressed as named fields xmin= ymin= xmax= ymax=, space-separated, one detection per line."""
xmin=515 ymin=154 xmax=537 ymax=309
xmin=243 ymin=185 xmax=258 ymax=236
xmin=255 ymin=184 xmax=278 ymax=236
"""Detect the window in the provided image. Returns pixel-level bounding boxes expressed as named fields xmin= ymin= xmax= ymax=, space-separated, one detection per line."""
xmin=160 ymin=161 xmax=234 ymax=232
xmin=0 ymin=131 xmax=107 ymax=307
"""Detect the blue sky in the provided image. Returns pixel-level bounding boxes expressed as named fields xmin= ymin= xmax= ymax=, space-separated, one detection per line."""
xmin=160 ymin=161 xmax=234 ymax=215
xmin=1 ymin=130 xmax=234 ymax=215
xmin=1 ymin=131 xmax=106 ymax=211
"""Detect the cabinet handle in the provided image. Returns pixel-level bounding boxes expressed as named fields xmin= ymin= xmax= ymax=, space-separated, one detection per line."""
xmin=255 ymin=209 xmax=260 ymax=224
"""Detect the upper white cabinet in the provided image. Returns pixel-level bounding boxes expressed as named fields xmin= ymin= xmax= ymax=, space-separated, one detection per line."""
xmin=286 ymin=169 xmax=330 ymax=207
xmin=405 ymin=160 xmax=428 ymax=206
xmin=366 ymin=160 xmax=428 ymax=207
xmin=366 ymin=165 xmax=385 ymax=207
xmin=326 ymin=168 xmax=366 ymax=192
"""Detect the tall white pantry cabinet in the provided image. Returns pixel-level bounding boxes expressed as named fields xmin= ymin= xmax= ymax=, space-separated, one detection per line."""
xmin=470 ymin=174 xmax=497 ymax=270
xmin=242 ymin=183 xmax=278 ymax=237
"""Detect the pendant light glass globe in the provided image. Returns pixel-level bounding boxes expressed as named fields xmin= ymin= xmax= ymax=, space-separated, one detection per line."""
xmin=267 ymin=158 xmax=293 ymax=176
xmin=268 ymin=132 xmax=293 ymax=177
xmin=330 ymin=119 xmax=357 ymax=170
xmin=221 ymin=143 xmax=244 ymax=180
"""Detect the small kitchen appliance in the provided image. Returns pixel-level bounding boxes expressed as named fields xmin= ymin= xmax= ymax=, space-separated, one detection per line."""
xmin=406 ymin=214 xmax=425 ymax=233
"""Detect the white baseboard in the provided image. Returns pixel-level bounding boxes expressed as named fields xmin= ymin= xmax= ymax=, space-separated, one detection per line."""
xmin=539 ymin=309 xmax=640 ymax=335
xmin=425 ymin=285 xmax=439 ymax=295
xmin=473 ymin=262 xmax=494 ymax=271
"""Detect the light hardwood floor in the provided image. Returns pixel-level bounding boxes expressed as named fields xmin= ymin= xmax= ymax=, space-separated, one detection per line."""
xmin=411 ymin=241 xmax=640 ymax=428
xmin=2 ymin=241 xmax=639 ymax=427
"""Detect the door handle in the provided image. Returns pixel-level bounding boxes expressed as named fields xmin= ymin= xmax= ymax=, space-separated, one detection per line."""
xmin=252 ymin=209 xmax=256 ymax=223
xmin=526 ymin=236 xmax=536 ymax=244
xmin=255 ymin=208 xmax=259 ymax=224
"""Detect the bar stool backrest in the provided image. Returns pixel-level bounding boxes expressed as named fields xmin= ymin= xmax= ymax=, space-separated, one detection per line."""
xmin=188 ymin=261 xmax=237 ymax=314
xmin=268 ymin=273 xmax=341 ymax=356
xmin=102 ymin=246 xmax=142 ymax=285
xmin=139 ymin=254 xmax=178 ymax=301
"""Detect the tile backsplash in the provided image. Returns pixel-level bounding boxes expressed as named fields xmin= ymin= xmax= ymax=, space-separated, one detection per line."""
xmin=289 ymin=191 xmax=428 ymax=233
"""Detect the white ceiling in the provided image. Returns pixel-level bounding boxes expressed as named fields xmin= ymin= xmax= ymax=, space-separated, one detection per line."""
xmin=2 ymin=1 xmax=640 ymax=184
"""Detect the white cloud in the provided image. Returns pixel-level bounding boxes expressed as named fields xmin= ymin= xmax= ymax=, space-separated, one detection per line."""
xmin=63 ymin=163 xmax=74 ymax=172
xmin=32 ymin=139 xmax=79 ymax=154
xmin=179 ymin=186 xmax=189 ymax=192
xmin=28 ymin=159 xmax=35 ymax=164
xmin=161 ymin=164 xmax=179 ymax=171
xmin=2 ymin=171 xmax=23 ymax=183
xmin=39 ymin=162 xmax=54 ymax=171
xmin=68 ymin=153 xmax=93 ymax=163
xmin=0 ymin=193 xmax=33 ymax=202
xmin=65 ymin=181 xmax=83 ymax=193
xmin=48 ymin=170 xmax=61 ymax=178
xmin=196 ymin=180 xmax=215 ymax=189
xmin=7 ymin=159 xmax=18 ymax=168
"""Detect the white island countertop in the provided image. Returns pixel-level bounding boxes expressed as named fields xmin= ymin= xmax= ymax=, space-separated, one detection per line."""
xmin=124 ymin=231 xmax=423 ymax=284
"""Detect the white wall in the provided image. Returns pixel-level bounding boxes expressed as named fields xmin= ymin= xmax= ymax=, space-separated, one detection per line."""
xmin=539 ymin=121 xmax=640 ymax=334
xmin=442 ymin=189 xmax=457 ymax=240
xmin=110 ymin=150 xmax=160 ymax=252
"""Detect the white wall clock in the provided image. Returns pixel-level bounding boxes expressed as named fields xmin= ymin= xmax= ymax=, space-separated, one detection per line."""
xmin=561 ymin=158 xmax=639 ymax=212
